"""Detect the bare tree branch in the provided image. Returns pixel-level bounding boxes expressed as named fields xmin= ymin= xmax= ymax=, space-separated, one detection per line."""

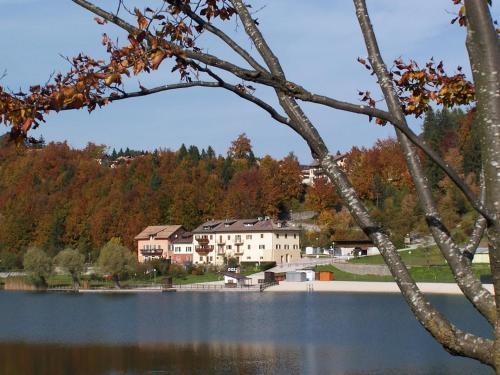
xmin=171 ymin=0 xmax=268 ymax=73
xmin=353 ymin=0 xmax=495 ymax=326
xmin=71 ymin=0 xmax=491 ymax=222
xmin=463 ymin=175 xmax=487 ymax=260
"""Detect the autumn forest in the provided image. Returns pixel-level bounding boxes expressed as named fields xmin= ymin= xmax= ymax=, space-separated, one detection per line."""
xmin=0 ymin=108 xmax=482 ymax=269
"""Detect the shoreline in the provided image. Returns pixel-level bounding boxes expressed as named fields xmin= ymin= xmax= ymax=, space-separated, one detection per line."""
xmin=11 ymin=281 xmax=493 ymax=295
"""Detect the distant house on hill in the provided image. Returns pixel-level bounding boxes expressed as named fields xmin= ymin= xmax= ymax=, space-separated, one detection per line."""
xmin=300 ymin=153 xmax=346 ymax=186
xmin=134 ymin=225 xmax=186 ymax=263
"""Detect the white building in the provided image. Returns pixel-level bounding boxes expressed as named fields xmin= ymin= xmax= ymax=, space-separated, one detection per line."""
xmin=192 ymin=218 xmax=301 ymax=265
xmin=472 ymin=248 xmax=490 ymax=264
xmin=332 ymin=240 xmax=380 ymax=257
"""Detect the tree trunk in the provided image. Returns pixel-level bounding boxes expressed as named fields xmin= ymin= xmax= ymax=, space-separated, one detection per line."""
xmin=464 ymin=0 xmax=500 ymax=371
xmin=112 ymin=274 xmax=121 ymax=289
xmin=70 ymin=272 xmax=80 ymax=292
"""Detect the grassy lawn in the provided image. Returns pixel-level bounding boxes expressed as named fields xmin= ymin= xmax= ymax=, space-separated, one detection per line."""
xmin=173 ymin=272 xmax=223 ymax=285
xmin=315 ymin=265 xmax=393 ymax=282
xmin=316 ymin=263 xmax=491 ymax=283
xmin=349 ymin=246 xmax=448 ymax=266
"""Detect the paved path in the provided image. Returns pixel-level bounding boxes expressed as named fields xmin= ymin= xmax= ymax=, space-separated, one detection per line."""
xmin=266 ymin=281 xmax=495 ymax=295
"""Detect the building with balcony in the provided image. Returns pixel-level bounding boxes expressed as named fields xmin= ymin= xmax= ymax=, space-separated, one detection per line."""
xmin=192 ymin=218 xmax=301 ymax=265
xmin=134 ymin=225 xmax=186 ymax=263
xmin=170 ymin=232 xmax=194 ymax=265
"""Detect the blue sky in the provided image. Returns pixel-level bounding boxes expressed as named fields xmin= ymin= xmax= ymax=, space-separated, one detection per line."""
xmin=0 ymin=1 xmax=497 ymax=162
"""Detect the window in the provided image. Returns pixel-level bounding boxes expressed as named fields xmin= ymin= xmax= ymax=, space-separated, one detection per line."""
xmin=246 ymin=234 xmax=252 ymax=240
xmin=210 ymin=235 xmax=213 ymax=239
xmin=260 ymin=256 xmax=263 ymax=260
xmin=187 ymin=246 xmax=192 ymax=252
xmin=247 ymin=245 xmax=251 ymax=250
xmin=200 ymin=256 xmax=204 ymax=261
xmin=235 ymin=235 xmax=241 ymax=242
xmin=227 ymin=245 xmax=232 ymax=250
xmin=260 ymin=234 xmax=264 ymax=238
xmin=228 ymin=235 xmax=231 ymax=240
xmin=247 ymin=256 xmax=251 ymax=260
xmin=276 ymin=234 xmax=280 ymax=239
xmin=284 ymin=245 xmax=289 ymax=250
xmin=259 ymin=245 xmax=265 ymax=250
xmin=285 ymin=234 xmax=288 ymax=239
xmin=294 ymin=234 xmax=297 ymax=239
xmin=210 ymin=256 xmax=213 ymax=261
xmin=276 ymin=244 xmax=281 ymax=249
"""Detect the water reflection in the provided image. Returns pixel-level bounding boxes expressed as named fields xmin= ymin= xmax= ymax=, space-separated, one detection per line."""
xmin=0 ymin=342 xmax=303 ymax=375
xmin=0 ymin=292 xmax=494 ymax=374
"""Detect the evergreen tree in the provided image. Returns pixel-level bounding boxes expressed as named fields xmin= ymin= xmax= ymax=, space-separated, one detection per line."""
xmin=188 ymin=145 xmax=200 ymax=162
xmin=206 ymin=146 xmax=216 ymax=159
xmin=177 ymin=144 xmax=188 ymax=160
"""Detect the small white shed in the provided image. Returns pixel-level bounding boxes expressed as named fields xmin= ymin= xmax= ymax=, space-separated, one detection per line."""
xmin=472 ymin=248 xmax=490 ymax=264
xmin=223 ymin=272 xmax=252 ymax=286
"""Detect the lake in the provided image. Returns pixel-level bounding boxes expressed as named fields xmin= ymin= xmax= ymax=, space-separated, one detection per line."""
xmin=0 ymin=291 xmax=493 ymax=374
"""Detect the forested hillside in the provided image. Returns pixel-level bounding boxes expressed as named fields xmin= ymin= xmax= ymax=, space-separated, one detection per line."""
xmin=0 ymin=109 xmax=482 ymax=268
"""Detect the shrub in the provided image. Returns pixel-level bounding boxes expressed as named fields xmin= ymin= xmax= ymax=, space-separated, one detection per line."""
xmin=97 ymin=238 xmax=137 ymax=288
xmin=168 ymin=264 xmax=187 ymax=279
xmin=23 ymin=247 xmax=52 ymax=286
xmin=190 ymin=265 xmax=205 ymax=276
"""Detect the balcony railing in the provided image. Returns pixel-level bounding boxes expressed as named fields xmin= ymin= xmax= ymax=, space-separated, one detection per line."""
xmin=140 ymin=248 xmax=163 ymax=256
xmin=195 ymin=236 xmax=209 ymax=244
xmin=195 ymin=245 xmax=214 ymax=254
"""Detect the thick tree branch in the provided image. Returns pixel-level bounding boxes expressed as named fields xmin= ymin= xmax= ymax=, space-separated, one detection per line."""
xmin=67 ymin=79 xmax=291 ymax=126
xmin=351 ymin=2 xmax=491 ymax=223
xmin=464 ymin=1 xmax=500 ymax=370
xmin=353 ymin=0 xmax=495 ymax=326
xmin=321 ymin=155 xmax=494 ymax=367
xmin=230 ymin=0 xmax=328 ymax=157
xmin=228 ymin=0 xmax=494 ymax=365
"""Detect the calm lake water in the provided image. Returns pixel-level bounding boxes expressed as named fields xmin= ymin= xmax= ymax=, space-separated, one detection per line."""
xmin=0 ymin=291 xmax=493 ymax=374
